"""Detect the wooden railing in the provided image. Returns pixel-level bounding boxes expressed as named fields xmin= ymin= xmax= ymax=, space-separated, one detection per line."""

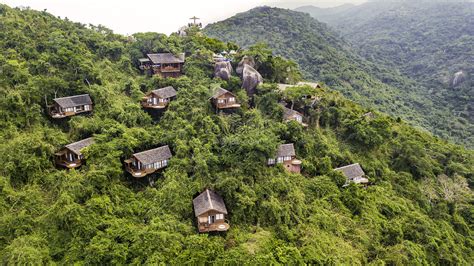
xmin=126 ymin=166 xmax=156 ymax=178
xmin=160 ymin=66 xmax=181 ymax=73
xmin=141 ymin=101 xmax=168 ymax=109
xmin=56 ymin=159 xmax=82 ymax=169
xmin=198 ymin=221 xmax=230 ymax=233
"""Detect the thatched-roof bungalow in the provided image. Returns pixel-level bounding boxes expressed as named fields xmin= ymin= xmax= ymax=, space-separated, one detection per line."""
xmin=48 ymin=94 xmax=93 ymax=118
xmin=141 ymin=86 xmax=177 ymax=109
xmin=210 ymin=88 xmax=240 ymax=110
xmin=268 ymin=143 xmax=301 ymax=173
xmin=124 ymin=145 xmax=172 ymax=178
xmin=282 ymin=106 xmax=307 ymax=127
xmin=334 ymin=163 xmax=369 ymax=187
xmin=193 ymin=189 xmax=229 ymax=233
xmin=139 ymin=53 xmax=185 ymax=78
xmin=55 ymin=137 xmax=94 ymax=169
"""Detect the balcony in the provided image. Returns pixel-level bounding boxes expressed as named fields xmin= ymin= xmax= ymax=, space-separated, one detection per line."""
xmin=56 ymin=159 xmax=82 ymax=169
xmin=141 ymin=99 xmax=168 ymax=109
xmin=198 ymin=221 xmax=230 ymax=233
xmin=160 ymin=66 xmax=181 ymax=73
xmin=216 ymin=103 xmax=241 ymax=109
xmin=125 ymin=166 xmax=158 ymax=178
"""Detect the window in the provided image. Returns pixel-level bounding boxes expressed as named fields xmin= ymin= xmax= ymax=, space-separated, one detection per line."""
xmin=268 ymin=158 xmax=275 ymax=165
xmin=296 ymin=115 xmax=302 ymax=122
xmin=163 ymin=160 xmax=168 ymax=166
xmin=277 ymin=157 xmax=284 ymax=163
xmin=216 ymin=213 xmax=224 ymax=220
xmin=208 ymin=215 xmax=215 ymax=224
xmin=217 ymin=99 xmax=224 ymax=104
xmin=284 ymin=156 xmax=292 ymax=161
xmin=228 ymin=97 xmax=235 ymax=102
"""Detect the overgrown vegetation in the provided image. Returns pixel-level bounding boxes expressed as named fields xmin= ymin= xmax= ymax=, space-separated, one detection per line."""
xmin=205 ymin=6 xmax=474 ymax=148
xmin=0 ymin=4 xmax=473 ymax=264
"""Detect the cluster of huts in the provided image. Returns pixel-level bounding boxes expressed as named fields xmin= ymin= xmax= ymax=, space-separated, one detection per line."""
xmin=48 ymin=52 xmax=369 ymax=233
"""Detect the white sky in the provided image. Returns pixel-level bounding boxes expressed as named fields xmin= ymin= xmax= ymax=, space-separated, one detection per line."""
xmin=2 ymin=0 xmax=366 ymax=35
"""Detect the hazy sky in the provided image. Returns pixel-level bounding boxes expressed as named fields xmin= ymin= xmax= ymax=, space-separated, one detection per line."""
xmin=2 ymin=0 xmax=366 ymax=35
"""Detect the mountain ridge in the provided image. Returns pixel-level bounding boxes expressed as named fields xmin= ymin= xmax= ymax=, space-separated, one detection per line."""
xmin=204 ymin=6 xmax=472 ymax=147
xmin=295 ymin=1 xmax=474 ymax=147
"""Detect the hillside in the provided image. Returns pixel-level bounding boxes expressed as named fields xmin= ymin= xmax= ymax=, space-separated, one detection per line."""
xmin=205 ymin=6 xmax=474 ymax=148
xmin=296 ymin=1 xmax=474 ymax=147
xmin=1 ymin=4 xmax=473 ymax=265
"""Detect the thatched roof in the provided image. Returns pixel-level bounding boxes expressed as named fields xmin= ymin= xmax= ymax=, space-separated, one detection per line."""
xmin=53 ymin=94 xmax=92 ymax=108
xmin=211 ymin=87 xmax=234 ymax=99
xmin=133 ymin=145 xmax=172 ymax=165
xmin=65 ymin=137 xmax=94 ymax=155
xmin=151 ymin=86 xmax=177 ymax=99
xmin=276 ymin=143 xmax=296 ymax=157
xmin=283 ymin=106 xmax=302 ymax=120
xmin=147 ymin=53 xmax=185 ymax=64
xmin=334 ymin=163 xmax=365 ymax=179
xmin=193 ymin=189 xmax=228 ymax=217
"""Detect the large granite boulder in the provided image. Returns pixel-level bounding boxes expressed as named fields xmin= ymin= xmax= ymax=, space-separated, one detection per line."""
xmin=452 ymin=71 xmax=466 ymax=87
xmin=214 ymin=61 xmax=233 ymax=80
xmin=242 ymin=64 xmax=263 ymax=97
xmin=236 ymin=56 xmax=256 ymax=75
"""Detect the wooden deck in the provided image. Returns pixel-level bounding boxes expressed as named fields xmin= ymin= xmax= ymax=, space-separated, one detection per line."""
xmin=160 ymin=66 xmax=181 ymax=73
xmin=198 ymin=222 xmax=230 ymax=233
xmin=56 ymin=159 xmax=82 ymax=169
xmin=216 ymin=103 xmax=241 ymax=109
xmin=141 ymin=102 xmax=167 ymax=109
xmin=125 ymin=166 xmax=158 ymax=178
xmin=49 ymin=110 xmax=90 ymax=119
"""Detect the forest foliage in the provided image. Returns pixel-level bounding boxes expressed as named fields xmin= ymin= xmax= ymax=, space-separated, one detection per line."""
xmin=0 ymin=4 xmax=473 ymax=264
xmin=204 ymin=6 xmax=474 ymax=148
xmin=296 ymin=1 xmax=474 ymax=147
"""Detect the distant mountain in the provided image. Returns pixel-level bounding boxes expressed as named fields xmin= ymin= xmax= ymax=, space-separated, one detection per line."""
xmin=296 ymin=1 xmax=474 ymax=146
xmin=294 ymin=4 xmax=356 ymax=25
xmin=204 ymin=6 xmax=473 ymax=147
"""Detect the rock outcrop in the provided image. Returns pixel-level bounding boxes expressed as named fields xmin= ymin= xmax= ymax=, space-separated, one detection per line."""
xmin=241 ymin=64 xmax=263 ymax=97
xmin=452 ymin=71 xmax=466 ymax=87
xmin=236 ymin=56 xmax=256 ymax=75
xmin=214 ymin=61 xmax=233 ymax=80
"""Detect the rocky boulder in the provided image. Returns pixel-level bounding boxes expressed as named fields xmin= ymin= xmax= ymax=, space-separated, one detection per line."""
xmin=214 ymin=61 xmax=233 ymax=80
xmin=242 ymin=64 xmax=263 ymax=97
xmin=452 ymin=71 xmax=466 ymax=87
xmin=236 ymin=56 xmax=256 ymax=75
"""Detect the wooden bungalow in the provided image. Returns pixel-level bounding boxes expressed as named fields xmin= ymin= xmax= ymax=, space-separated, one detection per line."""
xmin=210 ymin=88 xmax=240 ymax=110
xmin=124 ymin=145 xmax=172 ymax=178
xmin=141 ymin=86 xmax=177 ymax=109
xmin=334 ymin=163 xmax=369 ymax=187
xmin=139 ymin=53 xmax=185 ymax=78
xmin=48 ymin=94 xmax=93 ymax=119
xmin=193 ymin=189 xmax=230 ymax=233
xmin=267 ymin=143 xmax=302 ymax=174
xmin=55 ymin=137 xmax=94 ymax=169
xmin=282 ymin=106 xmax=307 ymax=127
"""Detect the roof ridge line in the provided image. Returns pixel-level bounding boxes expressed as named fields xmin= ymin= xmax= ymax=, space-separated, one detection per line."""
xmin=207 ymin=189 xmax=214 ymax=210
